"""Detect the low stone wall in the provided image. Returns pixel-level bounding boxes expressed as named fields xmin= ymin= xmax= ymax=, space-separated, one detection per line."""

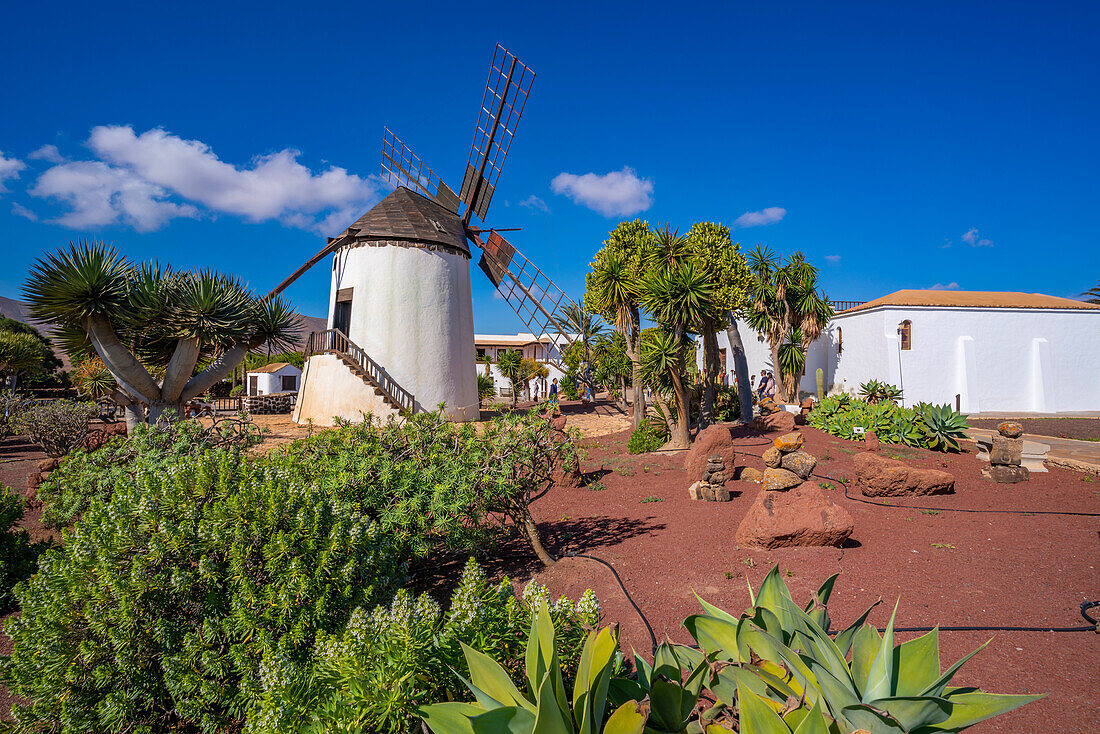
xmin=243 ymin=392 xmax=296 ymax=415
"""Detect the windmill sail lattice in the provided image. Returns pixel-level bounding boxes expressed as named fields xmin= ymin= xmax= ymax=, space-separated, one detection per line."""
xmin=476 ymin=230 xmax=576 ymax=341
xmin=460 ymin=44 xmax=535 ymax=223
xmin=381 ymin=128 xmax=461 ymax=212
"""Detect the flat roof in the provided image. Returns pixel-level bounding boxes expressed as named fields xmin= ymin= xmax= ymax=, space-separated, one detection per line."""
xmin=247 ymin=361 xmax=299 ymax=374
xmin=843 ymin=289 xmax=1100 ymax=313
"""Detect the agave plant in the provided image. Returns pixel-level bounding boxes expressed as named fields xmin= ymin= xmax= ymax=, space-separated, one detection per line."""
xmin=607 ymin=642 xmax=710 ymax=734
xmin=685 ymin=567 xmax=1040 ymax=733
xmin=915 ymin=403 xmax=969 ymax=452
xmin=421 ymin=598 xmax=646 ymax=734
xmin=24 ymin=241 xmax=301 ymax=423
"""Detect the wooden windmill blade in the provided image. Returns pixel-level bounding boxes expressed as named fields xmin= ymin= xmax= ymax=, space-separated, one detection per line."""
xmin=460 ymin=45 xmax=536 ymax=225
xmin=381 ymin=127 xmax=462 ymax=212
xmin=473 ymin=230 xmax=577 ymax=344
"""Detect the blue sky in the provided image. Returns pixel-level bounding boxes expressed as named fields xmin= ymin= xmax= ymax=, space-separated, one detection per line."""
xmin=1 ymin=1 xmax=1096 ymax=331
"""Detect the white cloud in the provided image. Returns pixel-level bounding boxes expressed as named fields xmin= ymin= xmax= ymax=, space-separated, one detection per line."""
xmin=28 ymin=144 xmax=66 ymax=163
xmin=961 ymin=227 xmax=992 ymax=247
xmin=550 ymin=166 xmax=653 ymax=217
xmin=927 ymin=282 xmax=960 ymax=290
xmin=26 ymin=125 xmax=385 ymax=234
xmin=11 ymin=202 xmax=37 ymax=221
xmin=31 ymin=160 xmax=200 ymax=232
xmin=733 ymin=206 xmax=786 ymax=228
xmin=825 ymin=254 xmax=841 ymax=263
xmin=0 ymin=152 xmax=26 ymax=194
xmin=519 ymin=194 xmax=550 ymax=213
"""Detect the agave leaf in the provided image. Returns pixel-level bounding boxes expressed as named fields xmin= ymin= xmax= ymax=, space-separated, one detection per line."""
xmin=790 ymin=702 xmax=831 ymax=734
xmin=574 ymin=626 xmax=619 ymax=732
xmin=633 ymin=650 xmax=653 ymax=692
xmin=716 ymin=666 xmax=787 ymax=711
xmin=891 ymin=628 xmax=941 ymax=697
xmin=805 ymin=574 xmax=840 ymax=629
xmin=801 ymin=656 xmax=862 ymax=726
xmin=653 ymin=642 xmax=683 ymax=682
xmin=919 ymin=640 xmax=992 ymax=699
xmin=533 ymin=671 xmax=574 ymax=734
xmin=850 ymin=624 xmax=882 ymax=694
xmin=753 ymin=605 xmax=788 ymax=645
xmin=740 ymin=625 xmax=820 ymax=705
xmin=649 ymin=677 xmax=691 ymax=732
xmin=863 ymin=602 xmax=899 ymax=702
xmin=526 ymin=599 xmax=568 ymax=714
xmin=839 ymin=703 xmax=908 ymax=733
xmin=860 ymin=695 xmax=952 ymax=730
xmin=923 ymin=690 xmax=1045 ymax=731
xmin=462 ymin=643 xmax=535 ymax=712
xmin=832 ymin=601 xmax=880 ymax=658
xmin=781 ymin=598 xmax=854 ymax=690
xmin=603 ymin=701 xmax=648 ymax=734
xmin=737 ymin=681 xmax=793 ymax=734
xmin=705 ymin=724 xmax=737 ymax=734
xmin=696 ymin=593 xmax=741 ymax=625
xmin=607 ymin=677 xmax=646 ymax=708
xmin=420 ymin=701 xmax=488 ymax=734
xmin=757 ymin=567 xmax=797 ymax=634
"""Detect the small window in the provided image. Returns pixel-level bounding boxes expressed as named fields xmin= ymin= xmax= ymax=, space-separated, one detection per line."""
xmin=281 ymin=375 xmax=297 ymax=392
xmin=899 ymin=320 xmax=912 ymax=351
xmin=837 ymin=327 xmax=843 ymax=354
xmin=476 ymin=348 xmax=487 ymax=360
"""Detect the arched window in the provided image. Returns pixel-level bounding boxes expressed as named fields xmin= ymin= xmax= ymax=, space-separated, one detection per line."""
xmin=899 ymin=320 xmax=912 ymax=351
xmin=837 ymin=327 xmax=843 ymax=354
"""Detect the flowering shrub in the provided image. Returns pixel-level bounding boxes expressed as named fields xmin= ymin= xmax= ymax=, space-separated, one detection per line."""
xmin=16 ymin=398 xmax=100 ymax=457
xmin=37 ymin=418 xmax=259 ymax=528
xmin=0 ymin=485 xmax=50 ymax=614
xmin=278 ymin=409 xmax=579 ymax=562
xmin=264 ymin=557 xmax=600 ymax=734
xmin=2 ymin=448 xmax=405 ymax=733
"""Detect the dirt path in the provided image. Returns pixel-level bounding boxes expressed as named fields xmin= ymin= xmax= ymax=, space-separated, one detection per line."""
xmin=522 ymin=425 xmax=1099 ymax=733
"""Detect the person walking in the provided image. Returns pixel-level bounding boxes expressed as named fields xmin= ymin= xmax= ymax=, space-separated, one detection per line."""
xmin=549 ymin=377 xmax=559 ymax=404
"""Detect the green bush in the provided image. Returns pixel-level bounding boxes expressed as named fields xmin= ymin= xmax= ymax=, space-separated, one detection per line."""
xmin=271 ymin=558 xmax=601 ymax=734
xmin=278 ymin=410 xmax=578 ymax=560
xmin=809 ymin=395 xmax=968 ymax=452
xmin=560 ymin=372 xmax=580 ymax=401
xmin=0 ymin=485 xmax=50 ymax=615
xmin=627 ymin=422 xmax=664 ymax=454
xmin=0 ymin=390 xmax=28 ymax=440
xmin=37 ymin=419 xmax=258 ymax=529
xmin=17 ymin=398 xmax=101 ymax=457
xmin=2 ymin=448 xmax=405 ymax=734
xmin=713 ymin=385 xmax=741 ymax=422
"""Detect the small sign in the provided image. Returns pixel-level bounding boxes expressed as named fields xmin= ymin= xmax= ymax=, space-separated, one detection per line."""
xmin=852 ymin=426 xmax=866 ymax=435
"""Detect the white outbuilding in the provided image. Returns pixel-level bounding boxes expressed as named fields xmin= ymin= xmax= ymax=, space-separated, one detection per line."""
xmin=246 ymin=362 xmax=302 ymax=396
xmin=704 ymin=290 xmax=1100 ymax=414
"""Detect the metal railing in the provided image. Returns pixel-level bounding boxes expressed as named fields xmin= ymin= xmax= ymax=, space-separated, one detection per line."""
xmin=832 ymin=300 xmax=866 ymax=312
xmin=304 ymin=329 xmax=418 ymax=413
xmin=211 ymin=396 xmax=242 ymax=413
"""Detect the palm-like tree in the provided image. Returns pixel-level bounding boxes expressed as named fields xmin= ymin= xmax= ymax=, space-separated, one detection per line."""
xmin=587 ymin=253 xmax=645 ymax=425
xmin=639 ymin=260 xmax=713 ymax=448
xmin=0 ymin=331 xmax=48 ymax=388
xmin=23 ymin=241 xmax=301 ymax=424
xmin=495 ymin=349 xmax=524 ymax=407
xmin=1081 ymin=282 xmax=1100 ymax=304
xmin=560 ymin=303 xmax=605 ymax=395
xmin=744 ymin=247 xmax=834 ymax=403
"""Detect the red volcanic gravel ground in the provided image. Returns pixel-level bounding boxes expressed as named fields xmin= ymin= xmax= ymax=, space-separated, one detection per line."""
xmin=521 ymin=425 xmax=1100 ymax=733
xmin=969 ymin=417 xmax=1100 ymax=442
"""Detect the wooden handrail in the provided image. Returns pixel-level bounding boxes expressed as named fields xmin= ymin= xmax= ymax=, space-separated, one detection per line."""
xmin=304 ymin=329 xmax=418 ymax=413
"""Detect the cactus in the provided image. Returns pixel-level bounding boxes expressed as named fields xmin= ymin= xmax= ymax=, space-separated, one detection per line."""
xmin=816 ymin=368 xmax=824 ymax=399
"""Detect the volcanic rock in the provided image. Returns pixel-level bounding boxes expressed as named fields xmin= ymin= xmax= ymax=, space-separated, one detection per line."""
xmin=684 ymin=425 xmax=738 ymax=480
xmin=863 ymin=432 xmax=881 ymax=452
xmin=982 ymin=464 xmax=1029 ymax=483
xmin=780 ymin=450 xmax=817 ymax=480
xmin=762 ymin=447 xmax=782 ymax=468
xmin=773 ymin=432 xmax=804 ymax=453
xmin=997 ymin=421 xmax=1024 ymax=439
xmin=762 ymin=467 xmax=803 ymax=492
xmin=853 ymin=453 xmax=955 ymax=497
xmin=740 ymin=467 xmax=764 ymax=483
xmin=735 ymin=483 xmax=854 ymax=549
xmin=990 ymin=436 xmax=1023 ymax=467
xmin=751 ymin=410 xmax=796 ymax=434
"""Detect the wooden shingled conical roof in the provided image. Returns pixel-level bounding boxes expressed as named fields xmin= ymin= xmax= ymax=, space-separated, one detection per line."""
xmin=338 ymin=187 xmax=470 ymax=257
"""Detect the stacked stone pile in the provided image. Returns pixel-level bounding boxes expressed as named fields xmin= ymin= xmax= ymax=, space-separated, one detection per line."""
xmin=736 ymin=432 xmax=854 ymax=549
xmin=689 ymin=454 xmax=732 ymax=502
xmin=981 ymin=421 xmax=1029 ymax=483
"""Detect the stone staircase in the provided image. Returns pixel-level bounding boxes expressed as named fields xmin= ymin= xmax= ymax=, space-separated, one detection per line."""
xmin=303 ymin=328 xmax=418 ymax=415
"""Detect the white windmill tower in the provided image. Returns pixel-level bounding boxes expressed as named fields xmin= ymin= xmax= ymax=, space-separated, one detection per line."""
xmin=270 ymin=45 xmax=580 ymax=425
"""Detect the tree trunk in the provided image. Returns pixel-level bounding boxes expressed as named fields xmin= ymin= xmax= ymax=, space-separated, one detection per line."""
xmin=84 ymin=314 xmax=161 ymax=404
xmin=179 ymin=343 xmax=251 ymax=402
xmin=616 ymin=377 xmax=628 ymax=412
xmin=123 ymin=401 xmax=144 ymax=431
xmin=161 ymin=337 xmax=200 ymax=402
xmin=519 ymin=511 xmax=556 ymax=567
xmin=725 ymin=314 xmax=754 ymax=423
xmin=769 ymin=342 xmax=790 ymax=403
xmin=700 ymin=330 xmax=720 ymax=428
xmin=147 ymin=402 xmax=182 ymax=425
xmin=666 ymin=370 xmax=691 ymax=449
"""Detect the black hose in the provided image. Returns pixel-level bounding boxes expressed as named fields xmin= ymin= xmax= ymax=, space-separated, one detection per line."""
xmin=562 ymin=551 xmax=660 ymax=654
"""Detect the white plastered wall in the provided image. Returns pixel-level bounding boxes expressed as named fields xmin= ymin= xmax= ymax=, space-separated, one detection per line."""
xmin=292 ymin=354 xmax=399 ymax=425
xmin=318 ymin=242 xmax=480 ymax=422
